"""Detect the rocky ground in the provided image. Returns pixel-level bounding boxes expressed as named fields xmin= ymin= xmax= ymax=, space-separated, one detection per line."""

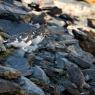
xmin=0 ymin=0 xmax=95 ymax=95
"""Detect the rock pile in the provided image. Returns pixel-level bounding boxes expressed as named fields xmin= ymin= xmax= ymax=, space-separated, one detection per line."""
xmin=0 ymin=0 xmax=95 ymax=95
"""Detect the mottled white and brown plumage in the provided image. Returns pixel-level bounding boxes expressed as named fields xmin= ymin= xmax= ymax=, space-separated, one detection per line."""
xmin=4 ymin=25 xmax=47 ymax=52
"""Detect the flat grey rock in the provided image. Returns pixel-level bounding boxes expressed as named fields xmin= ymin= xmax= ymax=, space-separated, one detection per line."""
xmin=66 ymin=64 xmax=90 ymax=91
xmin=32 ymin=66 xmax=50 ymax=84
xmin=0 ymin=19 xmax=31 ymax=36
xmin=0 ymin=65 xmax=21 ymax=79
xmin=19 ymin=76 xmax=45 ymax=95
xmin=0 ymin=78 xmax=20 ymax=93
xmin=5 ymin=51 xmax=32 ymax=76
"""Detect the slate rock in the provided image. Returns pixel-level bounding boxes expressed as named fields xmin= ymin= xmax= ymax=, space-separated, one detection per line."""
xmin=47 ymin=15 xmax=65 ymax=27
xmin=47 ymin=7 xmax=62 ymax=16
xmin=37 ymin=51 xmax=55 ymax=63
xmin=67 ymin=43 xmax=95 ymax=69
xmin=46 ymin=41 xmax=67 ymax=52
xmin=4 ymin=0 xmax=14 ymax=4
xmin=66 ymin=53 xmax=91 ymax=69
xmin=19 ymin=76 xmax=45 ymax=95
xmin=56 ymin=52 xmax=68 ymax=58
xmin=39 ymin=0 xmax=54 ymax=9
xmin=0 ymin=12 xmax=20 ymax=22
xmin=0 ymin=78 xmax=20 ymax=93
xmin=62 ymin=80 xmax=80 ymax=95
xmin=67 ymin=43 xmax=84 ymax=56
xmin=55 ymin=57 xmax=69 ymax=69
xmin=82 ymin=69 xmax=95 ymax=82
xmin=59 ymin=13 xmax=76 ymax=23
xmin=0 ymin=19 xmax=31 ymax=36
xmin=0 ymin=2 xmax=29 ymax=14
xmin=31 ymin=13 xmax=46 ymax=25
xmin=72 ymin=29 xmax=95 ymax=56
xmin=32 ymin=66 xmax=50 ymax=84
xmin=15 ymin=49 xmax=25 ymax=57
xmin=0 ymin=65 xmax=21 ymax=79
xmin=89 ymin=86 xmax=95 ymax=95
xmin=5 ymin=52 xmax=32 ymax=76
xmin=66 ymin=64 xmax=90 ymax=91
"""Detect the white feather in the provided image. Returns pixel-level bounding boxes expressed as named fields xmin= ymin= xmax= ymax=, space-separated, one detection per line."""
xmin=32 ymin=35 xmax=44 ymax=45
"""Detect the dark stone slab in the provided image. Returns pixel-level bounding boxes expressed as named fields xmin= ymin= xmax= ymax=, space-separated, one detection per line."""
xmin=5 ymin=51 xmax=32 ymax=76
xmin=0 ymin=19 xmax=31 ymax=36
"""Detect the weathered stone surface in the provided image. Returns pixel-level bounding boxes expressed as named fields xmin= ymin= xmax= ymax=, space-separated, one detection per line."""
xmin=62 ymin=80 xmax=80 ymax=95
xmin=0 ymin=1 xmax=29 ymax=14
xmin=4 ymin=0 xmax=14 ymax=4
xmin=88 ymin=19 xmax=95 ymax=28
xmin=72 ymin=28 xmax=95 ymax=56
xmin=32 ymin=66 xmax=50 ymax=84
xmin=5 ymin=52 xmax=32 ymax=76
xmin=55 ymin=57 xmax=72 ymax=69
xmin=19 ymin=76 xmax=45 ymax=95
xmin=0 ymin=78 xmax=20 ymax=93
xmin=66 ymin=53 xmax=91 ymax=69
xmin=47 ymin=7 xmax=62 ymax=16
xmin=36 ymin=51 xmax=55 ymax=63
xmin=45 ymin=41 xmax=67 ymax=52
xmin=39 ymin=0 xmax=54 ymax=8
xmin=0 ymin=19 xmax=31 ymax=36
xmin=54 ymin=0 xmax=95 ymax=16
xmin=0 ymin=65 xmax=21 ymax=79
xmin=21 ymin=0 xmax=54 ymax=9
xmin=66 ymin=64 xmax=89 ymax=91
xmin=47 ymin=15 xmax=65 ymax=27
xmin=30 ymin=12 xmax=46 ymax=25
xmin=59 ymin=13 xmax=77 ymax=24
xmin=67 ymin=43 xmax=95 ymax=68
xmin=89 ymin=86 xmax=95 ymax=95
xmin=82 ymin=69 xmax=95 ymax=82
xmin=0 ymin=1 xmax=95 ymax=95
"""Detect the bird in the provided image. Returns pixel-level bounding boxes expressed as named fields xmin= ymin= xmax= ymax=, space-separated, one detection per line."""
xmin=4 ymin=25 xmax=47 ymax=52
